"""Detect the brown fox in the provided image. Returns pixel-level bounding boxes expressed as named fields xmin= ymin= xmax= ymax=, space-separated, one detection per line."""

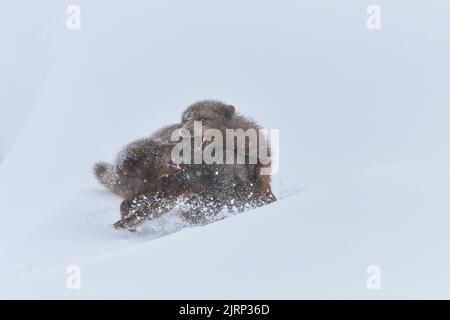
xmin=181 ymin=100 xmax=276 ymax=205
xmin=95 ymin=101 xmax=277 ymax=231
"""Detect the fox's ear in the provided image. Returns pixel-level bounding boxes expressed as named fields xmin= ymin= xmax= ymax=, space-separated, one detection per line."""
xmin=224 ymin=104 xmax=235 ymax=118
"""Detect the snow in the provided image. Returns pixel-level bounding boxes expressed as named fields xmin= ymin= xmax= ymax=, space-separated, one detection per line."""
xmin=1 ymin=1 xmax=450 ymax=299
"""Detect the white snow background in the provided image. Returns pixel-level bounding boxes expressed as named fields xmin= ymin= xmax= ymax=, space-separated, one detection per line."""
xmin=0 ymin=0 xmax=449 ymax=298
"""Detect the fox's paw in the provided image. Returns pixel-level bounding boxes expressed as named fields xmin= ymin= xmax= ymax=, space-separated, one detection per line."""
xmin=113 ymin=219 xmax=136 ymax=232
xmin=113 ymin=219 xmax=126 ymax=229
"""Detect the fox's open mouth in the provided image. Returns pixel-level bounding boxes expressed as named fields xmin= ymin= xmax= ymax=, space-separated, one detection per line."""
xmin=191 ymin=135 xmax=211 ymax=151
xmin=202 ymin=135 xmax=215 ymax=147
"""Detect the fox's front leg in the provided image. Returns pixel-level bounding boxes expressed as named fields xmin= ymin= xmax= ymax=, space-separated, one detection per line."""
xmin=114 ymin=194 xmax=175 ymax=231
xmin=112 ymin=199 xmax=135 ymax=230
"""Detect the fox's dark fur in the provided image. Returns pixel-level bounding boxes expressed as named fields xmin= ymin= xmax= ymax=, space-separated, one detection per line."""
xmin=94 ymin=124 xmax=237 ymax=229
xmin=94 ymin=132 xmax=180 ymax=200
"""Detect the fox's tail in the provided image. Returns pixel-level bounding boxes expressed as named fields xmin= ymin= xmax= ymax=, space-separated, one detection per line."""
xmin=94 ymin=162 xmax=119 ymax=193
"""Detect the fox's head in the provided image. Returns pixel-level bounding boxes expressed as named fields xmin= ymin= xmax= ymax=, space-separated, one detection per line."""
xmin=181 ymin=100 xmax=235 ymax=134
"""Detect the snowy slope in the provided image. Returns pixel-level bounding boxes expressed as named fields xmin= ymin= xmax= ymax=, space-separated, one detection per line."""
xmin=1 ymin=1 xmax=450 ymax=299
xmin=0 ymin=1 xmax=58 ymax=161
xmin=2 ymin=163 xmax=450 ymax=299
